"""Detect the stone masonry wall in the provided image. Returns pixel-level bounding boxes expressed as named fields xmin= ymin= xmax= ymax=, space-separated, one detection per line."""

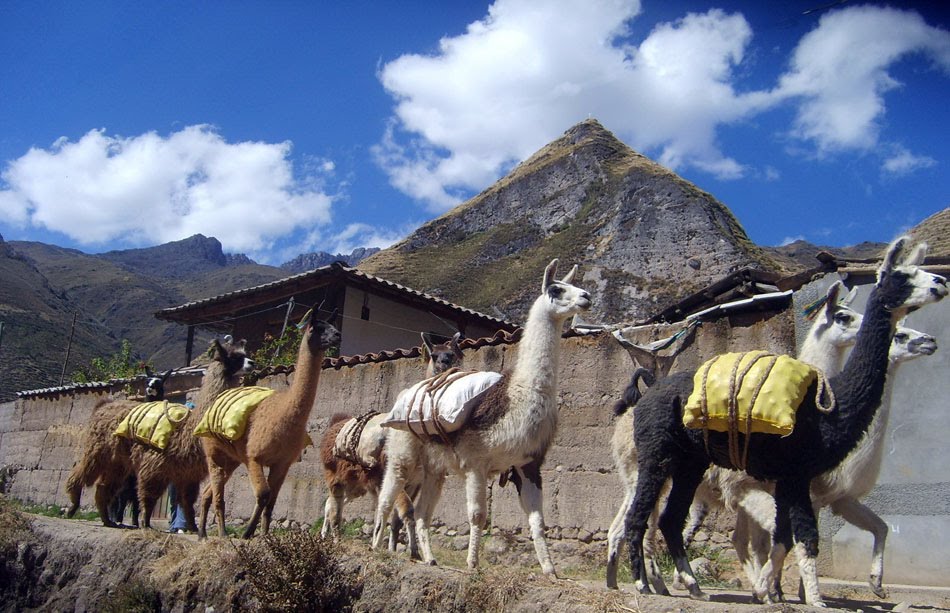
xmin=0 ymin=309 xmax=793 ymax=542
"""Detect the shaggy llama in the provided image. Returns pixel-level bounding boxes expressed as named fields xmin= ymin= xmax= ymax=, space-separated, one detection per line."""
xmin=623 ymin=237 xmax=946 ymax=606
xmin=199 ymin=314 xmax=340 ymax=538
xmin=371 ymin=259 xmax=591 ymax=575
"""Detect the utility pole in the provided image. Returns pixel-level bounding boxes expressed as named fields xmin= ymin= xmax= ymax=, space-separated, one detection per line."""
xmin=60 ymin=313 xmax=77 ymax=385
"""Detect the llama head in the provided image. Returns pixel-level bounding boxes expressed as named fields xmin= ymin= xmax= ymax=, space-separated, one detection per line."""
xmin=209 ymin=336 xmax=255 ymax=376
xmin=877 ymin=237 xmax=948 ymax=314
xmin=889 ymin=323 xmax=937 ymax=365
xmin=812 ymin=281 xmax=863 ymax=349
xmin=143 ymin=368 xmax=172 ymax=400
xmin=422 ymin=331 xmax=464 ymax=376
xmin=540 ymin=259 xmax=592 ymax=320
xmin=306 ymin=319 xmax=342 ymax=353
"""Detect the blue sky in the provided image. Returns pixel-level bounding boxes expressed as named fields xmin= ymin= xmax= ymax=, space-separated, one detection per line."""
xmin=1 ymin=1 xmax=948 ymax=265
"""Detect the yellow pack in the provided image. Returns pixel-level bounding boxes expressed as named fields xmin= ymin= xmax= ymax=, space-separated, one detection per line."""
xmin=683 ymin=351 xmax=817 ymax=436
xmin=193 ymin=386 xmax=275 ymax=441
xmin=114 ymin=401 xmax=191 ymax=450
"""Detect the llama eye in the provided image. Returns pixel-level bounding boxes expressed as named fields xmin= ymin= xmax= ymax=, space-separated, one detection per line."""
xmin=894 ymin=333 xmax=908 ymax=342
xmin=547 ymin=285 xmax=565 ymax=299
xmin=834 ymin=313 xmax=852 ymax=324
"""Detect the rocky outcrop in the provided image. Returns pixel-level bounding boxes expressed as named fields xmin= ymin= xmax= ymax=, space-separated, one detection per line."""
xmin=280 ymin=247 xmax=380 ymax=274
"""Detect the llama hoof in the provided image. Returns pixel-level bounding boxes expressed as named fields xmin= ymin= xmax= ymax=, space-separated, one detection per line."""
xmin=870 ymin=578 xmax=887 ymax=598
xmin=688 ymin=588 xmax=709 ymax=602
xmin=635 ymin=583 xmax=651 ymax=595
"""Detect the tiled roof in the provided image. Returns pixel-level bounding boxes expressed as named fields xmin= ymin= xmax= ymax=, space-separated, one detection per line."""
xmin=154 ymin=261 xmax=516 ymax=330
xmin=16 ymin=366 xmax=205 ymax=399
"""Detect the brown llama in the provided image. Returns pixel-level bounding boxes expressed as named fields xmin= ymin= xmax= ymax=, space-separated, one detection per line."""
xmin=130 ymin=337 xmax=254 ymax=530
xmin=198 ymin=315 xmax=341 ymax=538
xmin=319 ymin=332 xmax=463 ymax=552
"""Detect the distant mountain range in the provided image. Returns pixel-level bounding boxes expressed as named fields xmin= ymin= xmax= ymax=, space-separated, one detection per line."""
xmin=0 ymin=236 xmax=376 ymax=400
xmin=1 ymin=119 xmax=944 ymax=401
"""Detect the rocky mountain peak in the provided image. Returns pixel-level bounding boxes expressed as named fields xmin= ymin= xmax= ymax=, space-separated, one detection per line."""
xmin=359 ymin=118 xmax=775 ymax=324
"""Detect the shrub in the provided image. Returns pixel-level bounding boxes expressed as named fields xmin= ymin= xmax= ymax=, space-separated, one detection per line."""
xmin=235 ymin=531 xmax=360 ymax=612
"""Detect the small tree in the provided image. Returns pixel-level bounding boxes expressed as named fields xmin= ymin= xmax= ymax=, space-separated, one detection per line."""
xmin=72 ymin=340 xmax=150 ymax=383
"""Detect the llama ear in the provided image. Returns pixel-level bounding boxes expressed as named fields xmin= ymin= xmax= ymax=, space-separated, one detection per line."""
xmin=295 ymin=308 xmax=313 ymax=330
xmin=421 ymin=332 xmax=434 ymax=357
xmin=145 ymin=365 xmax=154 ymax=378
xmin=161 ymin=369 xmax=172 ymax=382
xmin=451 ymin=332 xmax=464 ymax=360
xmin=879 ymin=236 xmax=909 ymax=282
xmin=841 ymin=286 xmax=858 ymax=306
xmin=542 ymin=259 xmax=559 ymax=292
xmin=905 ymin=242 xmax=928 ymax=266
xmin=823 ymin=282 xmax=842 ymax=321
xmin=560 ymin=264 xmax=578 ymax=285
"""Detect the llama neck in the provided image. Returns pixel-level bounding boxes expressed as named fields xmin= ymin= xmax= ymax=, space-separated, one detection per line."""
xmin=510 ymin=299 xmax=566 ymax=400
xmin=282 ymin=339 xmax=326 ymax=425
xmin=799 ymin=332 xmax=847 ymax=375
xmin=194 ymin=362 xmax=240 ymax=415
xmin=823 ymin=288 xmax=894 ymax=454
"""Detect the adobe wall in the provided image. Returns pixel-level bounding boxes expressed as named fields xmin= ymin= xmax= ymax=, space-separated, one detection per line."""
xmin=0 ymin=309 xmax=792 ymax=539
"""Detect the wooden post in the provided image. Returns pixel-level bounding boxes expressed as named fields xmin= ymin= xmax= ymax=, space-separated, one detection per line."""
xmin=60 ymin=313 xmax=78 ymax=385
xmin=185 ymin=325 xmax=195 ymax=367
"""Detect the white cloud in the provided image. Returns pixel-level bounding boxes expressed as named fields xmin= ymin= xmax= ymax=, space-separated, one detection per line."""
xmin=0 ymin=126 xmax=335 ymax=253
xmin=779 ymin=235 xmax=805 ymax=246
xmin=881 ymin=146 xmax=937 ymax=177
xmin=776 ymin=5 xmax=950 ymax=153
xmin=376 ymin=0 xmax=772 ymax=211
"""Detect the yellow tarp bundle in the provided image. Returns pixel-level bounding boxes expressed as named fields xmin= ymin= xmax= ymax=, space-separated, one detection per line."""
xmin=114 ymin=401 xmax=191 ymax=450
xmin=193 ymin=386 xmax=276 ymax=441
xmin=683 ymin=350 xmax=817 ymax=436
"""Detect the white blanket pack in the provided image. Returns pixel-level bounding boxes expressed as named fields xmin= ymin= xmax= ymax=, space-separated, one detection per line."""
xmin=381 ymin=371 xmax=503 ymax=436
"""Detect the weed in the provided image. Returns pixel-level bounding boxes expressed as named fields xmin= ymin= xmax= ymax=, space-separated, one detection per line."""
xmin=235 ymin=530 xmax=360 ymax=612
xmin=99 ymin=579 xmax=162 ymax=613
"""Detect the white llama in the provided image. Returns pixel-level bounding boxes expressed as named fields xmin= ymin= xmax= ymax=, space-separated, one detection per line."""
xmin=371 ymin=259 xmax=591 ymax=575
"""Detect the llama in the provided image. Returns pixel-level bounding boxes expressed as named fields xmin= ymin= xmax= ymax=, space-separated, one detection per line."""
xmin=623 ymin=237 xmax=946 ymax=606
xmin=371 ymin=259 xmax=591 ymax=575
xmin=605 ymin=280 xmax=862 ymax=591
xmin=198 ymin=315 xmax=341 ymax=538
xmin=736 ymin=321 xmax=939 ymax=600
xmin=130 ymin=337 xmax=254 ymax=530
xmin=65 ymin=368 xmax=173 ymax=526
xmin=319 ymin=332 xmax=463 ymax=552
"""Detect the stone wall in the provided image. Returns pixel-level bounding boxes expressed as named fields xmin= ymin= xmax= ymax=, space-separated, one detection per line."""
xmin=0 ymin=309 xmax=792 ymax=539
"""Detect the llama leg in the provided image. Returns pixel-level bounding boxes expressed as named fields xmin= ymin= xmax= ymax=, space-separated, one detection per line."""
xmin=412 ymin=475 xmax=443 ymax=565
xmin=179 ymin=481 xmax=200 ymax=533
xmin=258 ymin=461 xmax=291 ymax=536
xmin=605 ymin=490 xmax=631 ymax=589
xmin=644 ymin=503 xmax=670 ymax=595
xmin=242 ymin=459 xmax=272 ymax=538
xmin=198 ymin=483 xmax=213 ymax=538
xmin=736 ymin=489 xmax=777 ymax=598
xmin=94 ymin=480 xmax=120 ymax=528
xmin=206 ymin=458 xmax=238 ymax=538
xmin=658 ymin=463 xmax=709 ymax=601
xmin=464 ymin=469 xmax=489 ymax=571
xmin=671 ymin=496 xmax=706 ymax=590
xmin=786 ymin=483 xmax=824 ymax=608
xmin=513 ymin=462 xmax=556 ymax=576
xmin=624 ymin=456 xmax=670 ymax=594
xmin=372 ymin=464 xmax=407 ymax=551
xmin=322 ymin=484 xmax=344 ymax=539
xmin=830 ymin=496 xmax=888 ymax=598
xmin=393 ymin=490 xmax=419 ymax=560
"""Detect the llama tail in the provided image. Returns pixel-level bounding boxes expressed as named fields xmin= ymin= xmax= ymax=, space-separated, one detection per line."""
xmin=64 ymin=461 xmax=87 ymax=518
xmin=612 ymin=367 xmax=656 ymax=416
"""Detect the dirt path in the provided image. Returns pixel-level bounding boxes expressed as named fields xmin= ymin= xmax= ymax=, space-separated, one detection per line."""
xmin=4 ymin=514 xmax=950 ymax=612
